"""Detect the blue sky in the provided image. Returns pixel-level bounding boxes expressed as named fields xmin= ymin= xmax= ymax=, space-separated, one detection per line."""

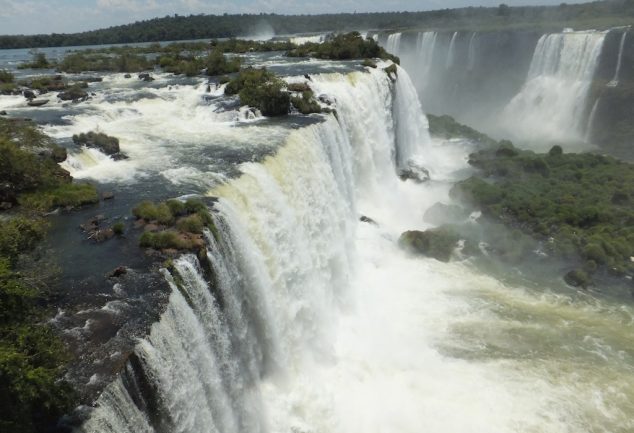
xmin=0 ymin=0 xmax=593 ymax=35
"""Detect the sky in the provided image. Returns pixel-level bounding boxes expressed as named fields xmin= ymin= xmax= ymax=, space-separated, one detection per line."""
xmin=0 ymin=0 xmax=594 ymax=35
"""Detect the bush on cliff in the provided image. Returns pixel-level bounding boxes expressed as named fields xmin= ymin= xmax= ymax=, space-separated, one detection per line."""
xmin=225 ymin=68 xmax=290 ymax=116
xmin=287 ymin=32 xmax=399 ymax=64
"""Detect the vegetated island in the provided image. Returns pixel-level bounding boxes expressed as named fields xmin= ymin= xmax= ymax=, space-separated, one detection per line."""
xmin=400 ymin=115 xmax=634 ymax=293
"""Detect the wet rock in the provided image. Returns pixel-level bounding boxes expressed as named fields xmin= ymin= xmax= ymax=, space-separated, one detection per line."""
xmin=138 ymin=73 xmax=155 ymax=82
xmin=124 ymin=73 xmax=132 ymax=79
xmin=288 ymin=82 xmax=311 ymax=93
xmin=0 ymin=110 xmax=7 ymax=115
xmin=360 ymin=215 xmax=378 ymax=226
xmin=0 ymin=182 xmax=16 ymax=205
xmin=81 ymin=77 xmax=103 ymax=83
xmin=399 ymin=228 xmax=460 ymax=263
xmin=23 ymin=89 xmax=36 ymax=99
xmin=27 ymin=99 xmax=48 ymax=107
xmin=318 ymin=94 xmax=335 ymax=105
xmin=398 ymin=161 xmax=430 ymax=183
xmin=206 ymin=84 xmax=212 ymax=93
xmin=304 ymin=74 xmax=312 ymax=81
xmin=92 ymin=228 xmax=115 ymax=243
xmin=108 ymin=266 xmax=128 ymax=278
xmin=102 ymin=191 xmax=115 ymax=200
xmin=73 ymin=131 xmax=120 ymax=155
xmin=58 ymin=85 xmax=88 ymax=101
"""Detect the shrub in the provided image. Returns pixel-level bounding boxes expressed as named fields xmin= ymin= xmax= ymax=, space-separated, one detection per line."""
xmin=362 ymin=58 xmax=377 ymax=68
xmin=177 ymin=214 xmax=204 ymax=234
xmin=548 ymin=145 xmax=563 ymax=156
xmin=225 ymin=67 xmax=290 ymax=116
xmin=0 ymin=69 xmax=14 ymax=83
xmin=205 ymin=48 xmax=240 ymax=76
xmin=139 ymin=231 xmax=191 ymax=249
xmin=166 ymin=199 xmax=186 ymax=217
xmin=291 ymin=91 xmax=322 ymax=114
xmin=112 ymin=222 xmax=125 ymax=235
xmin=19 ymin=183 xmax=99 ymax=211
xmin=132 ymin=201 xmax=174 ymax=225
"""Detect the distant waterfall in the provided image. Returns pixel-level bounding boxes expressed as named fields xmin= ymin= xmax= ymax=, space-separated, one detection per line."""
xmin=386 ymin=33 xmax=402 ymax=55
xmin=467 ymin=32 xmax=477 ymax=71
xmin=80 ymin=67 xmax=432 ymax=433
xmin=445 ymin=32 xmax=458 ymax=69
xmin=501 ymin=30 xmax=607 ymax=144
xmin=585 ymin=97 xmax=600 ymax=142
xmin=608 ymin=31 xmax=628 ymax=87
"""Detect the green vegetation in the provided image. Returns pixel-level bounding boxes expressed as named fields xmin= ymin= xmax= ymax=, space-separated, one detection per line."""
xmin=18 ymin=184 xmax=98 ymax=211
xmin=204 ymin=48 xmax=241 ymax=76
xmin=427 ymin=114 xmax=497 ymax=146
xmin=57 ymin=51 xmax=152 ymax=73
xmin=17 ymin=51 xmax=51 ymax=69
xmin=225 ymin=67 xmax=290 ymax=116
xmin=73 ymin=131 xmax=120 ymax=155
xmin=0 ymin=69 xmax=15 ymax=95
xmin=287 ymin=32 xmax=399 ymax=63
xmin=3 ymin=1 xmax=633 ymax=49
xmin=450 ymin=142 xmax=634 ymax=282
xmin=112 ymin=222 xmax=125 ymax=235
xmin=134 ymin=198 xmax=216 ymax=251
xmin=0 ymin=121 xmax=80 ymax=433
xmin=290 ymin=90 xmax=322 ymax=115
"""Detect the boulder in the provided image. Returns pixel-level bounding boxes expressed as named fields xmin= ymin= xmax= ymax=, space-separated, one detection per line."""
xmin=360 ymin=215 xmax=378 ymax=226
xmin=398 ymin=160 xmax=430 ymax=183
xmin=0 ymin=110 xmax=7 ymax=116
xmin=108 ymin=266 xmax=127 ymax=278
xmin=138 ymin=73 xmax=155 ymax=82
xmin=58 ymin=85 xmax=88 ymax=101
xmin=27 ymin=99 xmax=48 ymax=107
xmin=73 ymin=131 xmax=120 ymax=155
xmin=124 ymin=73 xmax=132 ymax=79
xmin=102 ymin=191 xmax=115 ymax=200
xmin=23 ymin=89 xmax=36 ymax=99
xmin=399 ymin=228 xmax=460 ymax=262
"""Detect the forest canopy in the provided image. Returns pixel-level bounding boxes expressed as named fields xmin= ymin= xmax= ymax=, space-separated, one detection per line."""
xmin=1 ymin=1 xmax=634 ymax=49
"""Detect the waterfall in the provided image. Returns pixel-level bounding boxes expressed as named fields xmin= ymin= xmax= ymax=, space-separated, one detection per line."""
xmin=386 ymin=33 xmax=402 ymax=55
xmin=80 ymin=67 xmax=432 ymax=433
xmin=467 ymin=32 xmax=477 ymax=71
xmin=445 ymin=32 xmax=458 ymax=69
xmin=413 ymin=31 xmax=438 ymax=92
xmin=584 ymin=97 xmax=600 ymax=142
xmin=501 ymin=30 xmax=607 ymax=144
xmin=608 ymin=31 xmax=628 ymax=87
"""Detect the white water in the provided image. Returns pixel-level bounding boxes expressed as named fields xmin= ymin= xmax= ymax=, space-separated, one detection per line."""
xmin=445 ymin=32 xmax=458 ymax=70
xmin=501 ymin=31 xmax=607 ymax=145
xmin=467 ymin=32 xmax=478 ymax=71
xmin=386 ymin=33 xmax=402 ymax=57
xmin=608 ymin=31 xmax=628 ymax=87
xmin=79 ymin=66 xmax=634 ymax=433
xmin=584 ymin=97 xmax=600 ymax=142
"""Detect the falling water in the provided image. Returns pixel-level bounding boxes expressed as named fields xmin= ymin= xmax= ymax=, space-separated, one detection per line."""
xmin=501 ymin=30 xmax=607 ymax=145
xmin=467 ymin=32 xmax=478 ymax=71
xmin=607 ymin=31 xmax=628 ymax=87
xmin=445 ymin=32 xmax=458 ymax=69
xmin=386 ymin=33 xmax=402 ymax=55
xmin=584 ymin=97 xmax=600 ymax=142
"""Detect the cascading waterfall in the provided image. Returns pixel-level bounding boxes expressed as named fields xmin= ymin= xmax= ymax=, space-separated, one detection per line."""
xmin=413 ymin=32 xmax=438 ymax=92
xmin=501 ymin=30 xmax=607 ymax=144
xmin=584 ymin=97 xmax=600 ymax=142
xmin=80 ymin=67 xmax=431 ymax=433
xmin=386 ymin=33 xmax=402 ymax=56
xmin=445 ymin=32 xmax=458 ymax=69
xmin=467 ymin=32 xmax=477 ymax=71
xmin=608 ymin=31 xmax=628 ymax=87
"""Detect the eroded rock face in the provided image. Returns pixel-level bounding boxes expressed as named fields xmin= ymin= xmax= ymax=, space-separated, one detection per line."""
xmin=398 ymin=160 xmax=430 ymax=183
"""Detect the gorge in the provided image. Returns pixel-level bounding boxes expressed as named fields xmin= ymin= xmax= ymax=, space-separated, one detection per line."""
xmin=0 ymin=21 xmax=633 ymax=433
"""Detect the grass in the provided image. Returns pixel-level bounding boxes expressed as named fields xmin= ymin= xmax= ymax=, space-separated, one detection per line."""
xmin=19 ymin=183 xmax=99 ymax=211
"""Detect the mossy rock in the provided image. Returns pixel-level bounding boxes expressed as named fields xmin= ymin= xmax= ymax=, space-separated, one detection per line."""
xmin=564 ymin=268 xmax=591 ymax=288
xmin=399 ymin=228 xmax=460 ymax=262
xmin=73 ymin=131 xmax=120 ymax=155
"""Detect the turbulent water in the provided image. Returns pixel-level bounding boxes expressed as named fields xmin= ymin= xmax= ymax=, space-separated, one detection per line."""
xmin=1 ymin=42 xmax=633 ymax=433
xmin=56 ymin=62 xmax=634 ymax=433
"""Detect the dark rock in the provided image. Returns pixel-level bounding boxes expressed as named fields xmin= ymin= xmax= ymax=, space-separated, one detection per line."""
xmin=360 ymin=215 xmax=378 ymax=226
xmin=0 ymin=110 xmax=7 ymax=115
xmin=304 ymin=74 xmax=312 ymax=81
xmin=23 ymin=89 xmax=36 ymax=99
xmin=318 ymin=94 xmax=335 ymax=105
xmin=138 ymin=73 xmax=155 ymax=82
xmin=124 ymin=73 xmax=132 ymax=79
xmin=398 ymin=161 xmax=430 ymax=183
xmin=27 ymin=99 xmax=48 ymax=107
xmin=288 ymin=82 xmax=312 ymax=93
xmin=108 ymin=266 xmax=127 ymax=278
xmin=73 ymin=131 xmax=120 ymax=155
xmin=102 ymin=192 xmax=115 ymax=200
xmin=81 ymin=77 xmax=103 ymax=83
xmin=58 ymin=85 xmax=88 ymax=101
xmin=92 ymin=228 xmax=115 ymax=243
xmin=399 ymin=228 xmax=460 ymax=262
xmin=206 ymin=84 xmax=211 ymax=93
